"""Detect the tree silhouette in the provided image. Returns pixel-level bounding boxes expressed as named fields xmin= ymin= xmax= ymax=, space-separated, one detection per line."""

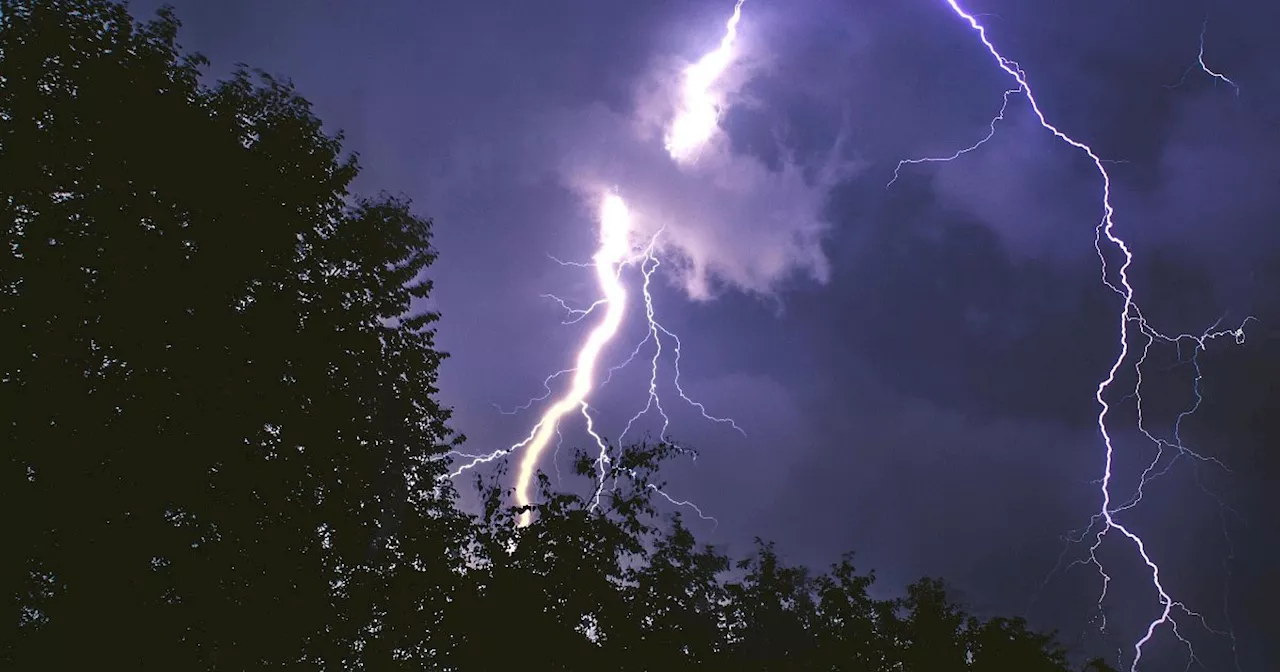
xmin=622 ymin=514 xmax=730 ymax=670
xmin=3 ymin=1 xmax=464 ymax=667
xmin=809 ymin=554 xmax=895 ymax=671
xmin=4 ymin=2 xmax=1122 ymax=670
xmin=723 ymin=539 xmax=819 ymax=670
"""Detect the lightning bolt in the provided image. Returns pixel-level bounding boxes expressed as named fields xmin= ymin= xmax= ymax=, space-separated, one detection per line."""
xmin=905 ymin=4 xmax=1254 ymax=669
xmin=666 ymin=0 xmax=747 ymax=164
xmin=450 ymin=1 xmax=749 ymax=528
xmin=1167 ymin=19 xmax=1240 ymax=96
xmin=887 ymin=86 xmax=1020 ymax=188
xmin=450 ymin=193 xmax=632 ymax=528
xmin=619 ymin=249 xmax=745 ymax=445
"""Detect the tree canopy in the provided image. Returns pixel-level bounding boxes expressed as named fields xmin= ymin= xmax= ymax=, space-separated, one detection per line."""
xmin=2 ymin=2 xmax=1116 ymax=670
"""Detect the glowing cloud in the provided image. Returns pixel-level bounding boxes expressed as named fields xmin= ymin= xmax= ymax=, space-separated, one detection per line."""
xmin=665 ymin=0 xmax=747 ymax=163
xmin=551 ymin=0 xmax=854 ymax=301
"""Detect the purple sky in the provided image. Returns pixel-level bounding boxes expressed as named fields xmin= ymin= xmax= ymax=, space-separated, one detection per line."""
xmin=128 ymin=1 xmax=1279 ymax=668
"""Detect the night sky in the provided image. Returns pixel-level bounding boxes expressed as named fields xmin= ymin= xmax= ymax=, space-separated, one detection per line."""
xmin=127 ymin=1 xmax=1278 ymax=668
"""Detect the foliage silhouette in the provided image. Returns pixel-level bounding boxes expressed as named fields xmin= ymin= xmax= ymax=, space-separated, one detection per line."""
xmin=3 ymin=2 xmax=1121 ymax=671
xmin=2 ymin=1 xmax=466 ymax=667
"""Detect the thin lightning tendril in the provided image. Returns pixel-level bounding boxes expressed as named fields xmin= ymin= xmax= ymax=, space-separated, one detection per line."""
xmin=542 ymin=293 xmax=608 ymax=325
xmin=449 ymin=2 xmax=750 ymax=528
xmin=620 ymin=251 xmax=673 ymax=445
xmin=887 ymin=86 xmax=1021 ymax=188
xmin=553 ymin=426 xmax=566 ymax=486
xmin=546 ymin=252 xmax=596 ymax=269
xmin=903 ymin=4 xmax=1252 ymax=669
xmin=1167 ymin=19 xmax=1240 ymax=96
xmin=491 ymin=367 xmax=575 ymax=415
xmin=620 ymin=246 xmax=747 ymax=445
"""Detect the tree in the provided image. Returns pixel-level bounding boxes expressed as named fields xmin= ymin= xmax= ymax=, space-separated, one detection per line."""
xmin=622 ymin=514 xmax=730 ymax=671
xmin=2 ymin=1 xmax=464 ymax=667
xmin=891 ymin=577 xmax=971 ymax=671
xmin=723 ymin=539 xmax=820 ymax=670
xmin=965 ymin=616 xmax=1071 ymax=672
xmin=809 ymin=554 xmax=894 ymax=671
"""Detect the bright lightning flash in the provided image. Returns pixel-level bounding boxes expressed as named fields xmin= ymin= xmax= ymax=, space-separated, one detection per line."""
xmin=509 ymin=195 xmax=634 ymax=526
xmin=666 ymin=0 xmax=746 ymax=163
xmin=450 ymin=194 xmax=635 ymax=527
xmin=449 ymin=2 xmax=751 ymax=528
xmin=895 ymin=3 xmax=1251 ymax=670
